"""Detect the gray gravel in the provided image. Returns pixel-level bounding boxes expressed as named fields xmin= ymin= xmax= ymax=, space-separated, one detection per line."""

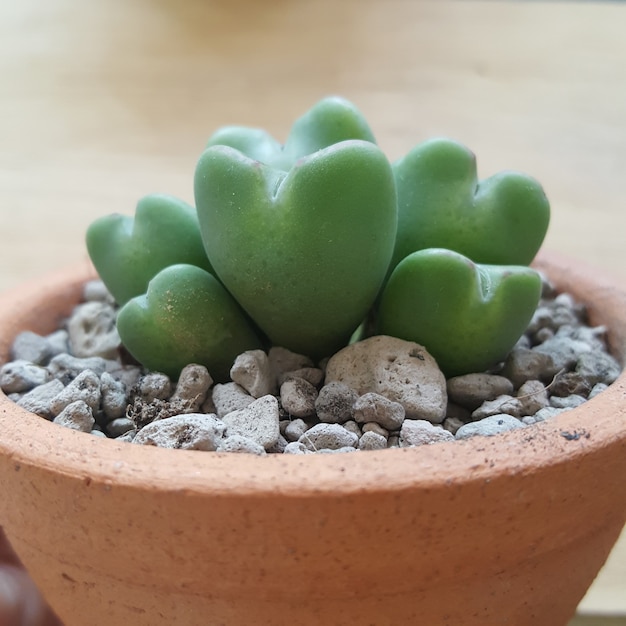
xmin=1 ymin=276 xmax=622 ymax=454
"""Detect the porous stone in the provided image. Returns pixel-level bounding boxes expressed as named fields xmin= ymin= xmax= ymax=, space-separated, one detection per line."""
xmin=283 ymin=441 xmax=312 ymax=455
xmin=48 ymin=353 xmax=109 ymax=380
xmin=230 ymin=350 xmax=275 ymax=398
xmin=53 ymin=400 xmax=95 ymax=432
xmin=446 ymin=374 xmax=514 ymax=411
xmin=325 ymin=336 xmax=447 ymax=423
xmin=533 ymin=337 xmax=591 ymax=373
xmin=10 ymin=331 xmax=52 ymax=365
xmin=134 ymin=413 xmax=226 ymax=450
xmin=45 ymin=330 xmax=69 ymax=358
xmin=284 ymin=418 xmax=310 ymax=442
xmin=501 ymin=348 xmax=556 ymax=388
xmin=589 ymin=383 xmax=609 ymax=399
xmin=268 ymin=347 xmax=313 ymax=384
xmin=455 ymin=414 xmax=524 ymax=439
xmin=212 ymin=382 xmax=255 ymax=418
xmin=299 ymin=423 xmax=359 ymax=451
xmin=105 ymin=363 xmax=142 ymax=389
xmin=516 ymin=380 xmax=550 ymax=416
xmin=399 ymin=419 xmax=455 ymax=447
xmin=342 ymin=420 xmax=362 ymax=437
xmin=550 ymin=394 xmax=587 ymax=409
xmin=359 ymin=431 xmax=387 ymax=451
xmin=316 ymin=446 xmax=358 ymax=454
xmin=49 ymin=369 xmax=101 ymax=416
xmin=117 ymin=429 xmax=137 ymax=442
xmin=217 ymin=435 xmax=267 ymax=455
xmin=280 ymin=377 xmax=318 ymax=419
xmin=100 ymin=372 xmax=128 ymax=421
xmin=471 ymin=395 xmax=523 ymax=420
xmin=532 ymin=406 xmax=568 ymax=422
xmin=17 ymin=379 xmax=65 ymax=418
xmin=266 ymin=433 xmax=289 ymax=454
xmin=0 ymin=360 xmax=50 ymax=393
xmin=361 ymin=422 xmax=389 ymax=438
xmin=443 ymin=416 xmax=464 ymax=435
xmin=278 ymin=367 xmax=324 ymax=387
xmin=172 ymin=364 xmax=213 ymax=411
xmin=549 ymin=371 xmax=592 ymax=398
xmin=315 ymin=382 xmax=358 ymax=424
xmin=353 ymin=392 xmax=405 ymax=430
xmin=106 ymin=417 xmax=136 ymax=437
xmin=221 ymin=395 xmax=280 ymax=450
xmin=387 ymin=434 xmax=400 ymax=448
xmin=136 ymin=373 xmax=171 ymax=402
xmin=575 ymin=351 xmax=621 ymax=386
xmin=556 ymin=324 xmax=607 ymax=351
xmin=90 ymin=429 xmax=108 ymax=438
xmin=68 ymin=301 xmax=120 ymax=359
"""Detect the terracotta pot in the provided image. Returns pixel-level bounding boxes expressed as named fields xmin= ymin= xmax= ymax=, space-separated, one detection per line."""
xmin=0 ymin=253 xmax=625 ymax=626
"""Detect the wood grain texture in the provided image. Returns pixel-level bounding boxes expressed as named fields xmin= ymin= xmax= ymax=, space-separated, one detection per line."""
xmin=0 ymin=0 xmax=624 ymax=617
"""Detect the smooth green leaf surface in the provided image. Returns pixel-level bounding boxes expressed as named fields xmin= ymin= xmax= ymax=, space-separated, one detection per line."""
xmin=378 ymin=248 xmax=542 ymax=376
xmin=391 ymin=138 xmax=550 ymax=270
xmin=86 ymin=194 xmax=213 ymax=306
xmin=117 ymin=264 xmax=263 ymax=381
xmin=206 ymin=96 xmax=376 ymax=171
xmin=195 ymin=140 xmax=397 ymax=360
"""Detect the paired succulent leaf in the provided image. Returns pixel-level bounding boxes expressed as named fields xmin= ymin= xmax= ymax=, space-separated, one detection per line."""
xmin=85 ymin=97 xmax=552 ymax=381
xmin=194 ymin=140 xmax=398 ymax=360
xmin=378 ymin=248 xmax=542 ymax=377
xmin=116 ymin=265 xmax=263 ymax=381
xmin=206 ymin=96 xmax=376 ymax=171
xmin=86 ymin=194 xmax=213 ymax=306
xmin=390 ymin=138 xmax=550 ymax=271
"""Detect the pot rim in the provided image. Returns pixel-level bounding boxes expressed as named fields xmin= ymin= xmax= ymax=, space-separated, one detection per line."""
xmin=0 ymin=252 xmax=625 ymax=496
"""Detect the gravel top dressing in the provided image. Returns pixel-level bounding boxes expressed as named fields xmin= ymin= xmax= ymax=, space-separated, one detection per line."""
xmin=0 ymin=274 xmax=621 ymax=455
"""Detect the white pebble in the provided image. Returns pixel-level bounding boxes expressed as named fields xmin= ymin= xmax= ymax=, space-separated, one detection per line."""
xmin=53 ymin=400 xmax=95 ymax=432
xmin=172 ymin=364 xmax=213 ymax=411
xmin=353 ymin=392 xmax=405 ymax=430
xmin=230 ymin=350 xmax=275 ymax=398
xmin=68 ymin=301 xmax=120 ymax=359
xmin=212 ymin=382 xmax=254 ymax=418
xmin=284 ymin=418 xmax=309 ymax=442
xmin=221 ymin=395 xmax=280 ymax=450
xmin=49 ymin=369 xmax=101 ymax=416
xmin=217 ymin=435 xmax=267 ymax=455
xmin=134 ymin=413 xmax=226 ymax=450
xmin=100 ymin=372 xmax=128 ymax=420
xmin=17 ymin=379 xmax=65 ymax=418
xmin=0 ymin=360 xmax=50 ymax=393
xmin=299 ymin=423 xmax=358 ymax=451
xmin=359 ymin=431 xmax=387 ymax=450
xmin=315 ymin=382 xmax=358 ymax=424
xmin=455 ymin=414 xmax=524 ymax=439
xmin=280 ymin=377 xmax=318 ymax=419
xmin=400 ymin=420 xmax=454 ymax=447
xmin=137 ymin=373 xmax=171 ymax=402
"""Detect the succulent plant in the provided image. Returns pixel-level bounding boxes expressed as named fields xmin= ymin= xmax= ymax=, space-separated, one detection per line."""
xmin=86 ymin=96 xmax=550 ymax=379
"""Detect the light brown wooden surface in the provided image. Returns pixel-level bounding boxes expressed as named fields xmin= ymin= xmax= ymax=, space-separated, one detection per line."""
xmin=0 ymin=0 xmax=624 ymax=617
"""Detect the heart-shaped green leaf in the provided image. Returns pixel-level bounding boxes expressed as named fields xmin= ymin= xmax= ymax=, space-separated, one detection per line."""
xmin=206 ymin=96 xmax=376 ymax=171
xmin=117 ymin=264 xmax=263 ymax=381
xmin=378 ymin=248 xmax=541 ymax=376
xmin=86 ymin=194 xmax=213 ymax=306
xmin=390 ymin=138 xmax=550 ymax=270
xmin=194 ymin=140 xmax=397 ymax=360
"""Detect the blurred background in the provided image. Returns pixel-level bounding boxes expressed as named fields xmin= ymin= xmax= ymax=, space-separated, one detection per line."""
xmin=0 ymin=0 xmax=624 ymax=623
